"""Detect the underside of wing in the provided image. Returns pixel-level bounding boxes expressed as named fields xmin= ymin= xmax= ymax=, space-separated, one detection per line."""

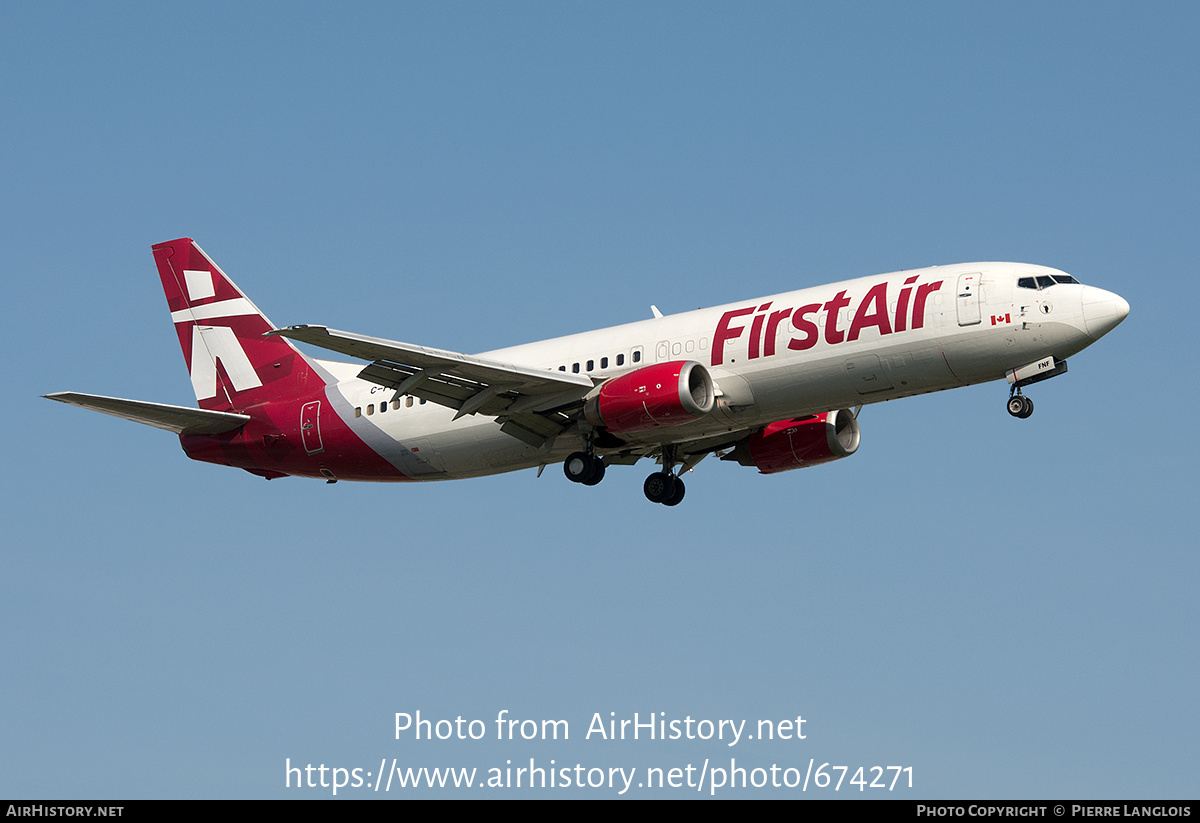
xmin=44 ymin=392 xmax=251 ymax=435
xmin=268 ymin=325 xmax=595 ymax=445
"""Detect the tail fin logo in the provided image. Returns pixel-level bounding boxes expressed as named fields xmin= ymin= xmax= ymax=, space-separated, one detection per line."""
xmin=184 ymin=269 xmax=216 ymax=301
xmin=173 ymin=270 xmax=265 ymax=401
xmin=188 ymin=325 xmax=263 ymax=400
xmin=154 ymin=238 xmax=321 ymax=410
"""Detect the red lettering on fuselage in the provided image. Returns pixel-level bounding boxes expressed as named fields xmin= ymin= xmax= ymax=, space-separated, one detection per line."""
xmin=911 ymin=281 xmax=942 ymax=329
xmin=787 ymin=303 xmax=821 ymax=352
xmin=894 ymin=275 xmax=919 ymax=332
xmin=763 ymin=308 xmax=792 ymax=357
xmin=823 ymin=290 xmax=852 ymax=345
xmin=847 ymin=282 xmax=892 ymax=341
xmin=747 ymin=302 xmax=772 ymax=359
xmin=710 ymin=278 xmax=944 ymax=366
xmin=712 ymin=306 xmax=755 ymax=366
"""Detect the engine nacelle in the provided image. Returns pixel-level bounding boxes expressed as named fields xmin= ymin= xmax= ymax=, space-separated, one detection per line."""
xmin=583 ymin=360 xmax=715 ymax=434
xmin=725 ymin=409 xmax=861 ymax=474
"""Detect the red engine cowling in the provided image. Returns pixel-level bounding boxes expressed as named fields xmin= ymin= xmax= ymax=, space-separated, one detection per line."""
xmin=583 ymin=360 xmax=715 ymax=433
xmin=725 ymin=409 xmax=861 ymax=474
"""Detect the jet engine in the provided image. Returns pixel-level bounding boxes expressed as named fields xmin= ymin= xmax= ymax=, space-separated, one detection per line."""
xmin=583 ymin=360 xmax=715 ymax=434
xmin=724 ymin=409 xmax=861 ymax=474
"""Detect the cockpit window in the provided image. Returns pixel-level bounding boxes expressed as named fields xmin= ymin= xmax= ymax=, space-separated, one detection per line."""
xmin=1019 ymin=274 xmax=1082 ymax=290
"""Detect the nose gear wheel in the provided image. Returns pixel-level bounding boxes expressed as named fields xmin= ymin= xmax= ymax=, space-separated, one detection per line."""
xmin=1007 ymin=389 xmax=1034 ymax=419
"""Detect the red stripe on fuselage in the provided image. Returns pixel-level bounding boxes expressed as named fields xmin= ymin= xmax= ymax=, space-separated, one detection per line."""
xmin=179 ymin=387 xmax=410 ymax=481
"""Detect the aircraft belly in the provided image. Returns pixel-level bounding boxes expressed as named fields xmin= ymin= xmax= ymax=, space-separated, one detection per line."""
xmin=940 ymin=322 xmax=1076 ymax=384
xmin=419 ymin=419 xmax=548 ymax=479
xmin=881 ymin=346 xmax=960 ymax=393
xmin=739 ymin=337 xmax=964 ymax=418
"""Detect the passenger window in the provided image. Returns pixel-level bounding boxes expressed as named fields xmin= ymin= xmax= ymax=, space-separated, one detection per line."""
xmin=354 ymin=407 xmax=361 ymax=418
xmin=632 ymin=349 xmax=642 ymax=363
xmin=559 ymin=365 xmax=566 ymax=371
xmin=379 ymin=402 xmax=386 ymax=413
xmin=367 ymin=404 xmax=374 ymax=415
xmin=405 ymin=396 xmax=413 ymax=408
xmin=601 ymin=357 xmax=608 ymax=369
xmin=572 ymin=363 xmax=580 ymax=373
xmin=587 ymin=359 xmax=594 ymax=371
xmin=617 ymin=353 xmax=625 ymax=366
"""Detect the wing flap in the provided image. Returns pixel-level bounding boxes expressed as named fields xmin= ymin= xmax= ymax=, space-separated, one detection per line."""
xmin=44 ymin=392 xmax=251 ymax=435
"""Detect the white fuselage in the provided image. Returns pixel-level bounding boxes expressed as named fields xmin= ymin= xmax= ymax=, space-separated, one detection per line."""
xmin=327 ymin=262 xmax=1126 ymax=479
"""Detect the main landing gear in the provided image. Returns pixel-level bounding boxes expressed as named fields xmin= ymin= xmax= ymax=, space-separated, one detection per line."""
xmin=643 ymin=470 xmax=685 ymax=506
xmin=563 ymin=443 xmax=687 ymax=506
xmin=643 ymin=444 xmax=685 ymax=507
xmin=563 ymin=451 xmax=606 ymax=486
xmin=1007 ymin=389 xmax=1034 ymax=419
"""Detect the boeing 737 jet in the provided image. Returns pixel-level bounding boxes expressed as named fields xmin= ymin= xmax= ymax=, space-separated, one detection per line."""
xmin=46 ymin=238 xmax=1129 ymax=505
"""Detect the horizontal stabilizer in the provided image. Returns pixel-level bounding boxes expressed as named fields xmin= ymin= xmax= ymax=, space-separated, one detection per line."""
xmin=43 ymin=392 xmax=251 ymax=435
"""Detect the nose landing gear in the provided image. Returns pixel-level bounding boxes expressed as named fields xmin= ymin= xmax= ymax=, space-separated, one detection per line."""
xmin=1005 ymin=356 xmax=1068 ymax=419
xmin=1007 ymin=389 xmax=1034 ymax=419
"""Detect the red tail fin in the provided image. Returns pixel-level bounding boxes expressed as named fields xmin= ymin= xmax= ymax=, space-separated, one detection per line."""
xmin=153 ymin=238 xmax=317 ymax=411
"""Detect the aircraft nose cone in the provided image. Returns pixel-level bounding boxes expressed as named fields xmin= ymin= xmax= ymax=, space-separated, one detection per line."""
xmin=1080 ymin=286 xmax=1130 ymax=340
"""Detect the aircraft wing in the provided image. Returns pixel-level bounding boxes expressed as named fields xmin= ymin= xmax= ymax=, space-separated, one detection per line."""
xmin=43 ymin=392 xmax=251 ymax=435
xmin=268 ymin=325 xmax=595 ymax=446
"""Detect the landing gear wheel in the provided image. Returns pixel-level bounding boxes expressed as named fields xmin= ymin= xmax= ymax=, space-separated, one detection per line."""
xmin=564 ymin=451 xmax=600 ymax=484
xmin=662 ymin=477 xmax=686 ymax=507
xmin=643 ymin=472 xmax=677 ymax=504
xmin=1007 ymin=393 xmax=1035 ymax=418
xmin=581 ymin=457 xmax=606 ymax=486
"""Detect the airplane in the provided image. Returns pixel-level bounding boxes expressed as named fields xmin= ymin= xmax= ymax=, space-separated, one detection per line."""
xmin=45 ymin=238 xmax=1129 ymax=506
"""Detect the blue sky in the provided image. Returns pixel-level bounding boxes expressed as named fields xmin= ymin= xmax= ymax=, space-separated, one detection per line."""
xmin=3 ymin=1 xmax=1196 ymax=798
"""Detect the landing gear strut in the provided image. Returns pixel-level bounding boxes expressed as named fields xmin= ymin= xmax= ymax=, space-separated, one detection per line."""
xmin=1005 ymin=357 xmax=1068 ymax=419
xmin=1007 ymin=388 xmax=1034 ymax=419
xmin=643 ymin=445 xmax=685 ymax=506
